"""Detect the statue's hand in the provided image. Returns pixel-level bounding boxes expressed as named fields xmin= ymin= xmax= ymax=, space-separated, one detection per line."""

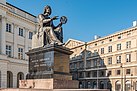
xmin=51 ymin=16 xmax=58 ymax=20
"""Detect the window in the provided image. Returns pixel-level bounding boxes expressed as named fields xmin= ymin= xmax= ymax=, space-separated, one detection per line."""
xmin=101 ymin=41 xmax=104 ymax=44
xmin=79 ymin=72 xmax=84 ymax=78
xmin=108 ymin=46 xmax=112 ymax=52
xmin=95 ymin=43 xmax=97 ymax=46
xmin=86 ymin=72 xmax=91 ymax=77
xmin=118 ymin=35 xmax=121 ymax=39
xmin=18 ymin=48 xmax=23 ymax=59
xmin=125 ymin=81 xmax=131 ymax=91
xmin=108 ymin=57 xmax=112 ymax=65
xmin=29 ymin=32 xmax=33 ymax=39
xmin=107 ymin=71 xmax=111 ymax=76
xmin=19 ymin=28 xmax=23 ymax=36
xmin=100 ymin=59 xmax=104 ymax=66
xmin=74 ymin=63 xmax=77 ymax=69
xmin=101 ymin=48 xmax=104 ymax=54
xmin=86 ymin=60 xmax=91 ymax=68
xmin=117 ymin=70 xmax=120 ymax=75
xmin=126 ymin=69 xmax=130 ymax=74
xmin=109 ymin=39 xmax=112 ymax=42
xmin=126 ymin=41 xmax=131 ymax=49
xmin=126 ymin=54 xmax=131 ymax=62
xmin=93 ymin=59 xmax=97 ymax=66
xmin=117 ymin=55 xmax=121 ymax=63
xmin=94 ymin=50 xmax=98 ymax=56
xmin=115 ymin=81 xmax=121 ymax=91
xmin=93 ymin=71 xmax=97 ymax=77
xmin=117 ymin=44 xmax=121 ymax=50
xmin=100 ymin=70 xmax=105 ymax=77
xmin=6 ymin=45 xmax=11 ymax=57
xmin=6 ymin=23 xmax=11 ymax=32
xmin=79 ymin=62 xmax=84 ymax=68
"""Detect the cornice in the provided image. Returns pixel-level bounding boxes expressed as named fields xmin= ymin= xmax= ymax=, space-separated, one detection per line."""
xmin=7 ymin=11 xmax=37 ymax=25
xmin=87 ymin=27 xmax=137 ymax=45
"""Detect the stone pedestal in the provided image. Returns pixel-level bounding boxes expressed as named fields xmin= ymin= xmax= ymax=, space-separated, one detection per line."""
xmin=26 ymin=44 xmax=73 ymax=80
xmin=21 ymin=44 xmax=79 ymax=89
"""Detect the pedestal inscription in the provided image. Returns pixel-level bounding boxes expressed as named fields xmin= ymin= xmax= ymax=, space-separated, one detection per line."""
xmin=28 ymin=51 xmax=54 ymax=79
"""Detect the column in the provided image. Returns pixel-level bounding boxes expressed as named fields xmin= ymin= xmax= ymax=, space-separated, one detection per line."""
xmin=13 ymin=24 xmax=18 ymax=58
xmin=0 ymin=16 xmax=6 ymax=55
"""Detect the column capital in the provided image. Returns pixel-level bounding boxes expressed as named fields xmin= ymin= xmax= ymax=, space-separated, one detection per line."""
xmin=14 ymin=23 xmax=19 ymax=28
xmin=2 ymin=16 xmax=7 ymax=20
xmin=24 ymin=27 xmax=29 ymax=31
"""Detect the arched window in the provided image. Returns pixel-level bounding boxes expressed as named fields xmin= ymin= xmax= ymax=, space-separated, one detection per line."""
xmin=17 ymin=72 xmax=24 ymax=87
xmin=115 ymin=81 xmax=121 ymax=91
xmin=125 ymin=80 xmax=131 ymax=91
xmin=87 ymin=81 xmax=91 ymax=88
xmin=79 ymin=81 xmax=82 ymax=88
xmin=107 ymin=81 xmax=112 ymax=91
xmin=100 ymin=81 xmax=104 ymax=89
xmin=93 ymin=81 xmax=97 ymax=89
xmin=7 ymin=71 xmax=13 ymax=88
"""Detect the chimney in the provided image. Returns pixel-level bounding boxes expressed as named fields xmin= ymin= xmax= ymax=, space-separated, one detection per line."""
xmin=94 ymin=35 xmax=101 ymax=40
xmin=133 ymin=21 xmax=137 ymax=27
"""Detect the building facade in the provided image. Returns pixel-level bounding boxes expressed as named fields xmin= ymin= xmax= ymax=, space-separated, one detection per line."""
xmin=65 ymin=24 xmax=137 ymax=91
xmin=0 ymin=0 xmax=37 ymax=88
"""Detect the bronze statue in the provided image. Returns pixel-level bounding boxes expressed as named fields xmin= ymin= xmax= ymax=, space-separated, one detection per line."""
xmin=37 ymin=5 xmax=67 ymax=46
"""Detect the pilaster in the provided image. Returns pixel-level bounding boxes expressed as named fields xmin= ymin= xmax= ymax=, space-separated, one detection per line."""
xmin=13 ymin=74 xmax=17 ymax=88
xmin=0 ymin=62 xmax=8 ymax=88
xmin=24 ymin=28 xmax=28 ymax=60
xmin=13 ymin=24 xmax=18 ymax=58
xmin=0 ymin=16 xmax=6 ymax=55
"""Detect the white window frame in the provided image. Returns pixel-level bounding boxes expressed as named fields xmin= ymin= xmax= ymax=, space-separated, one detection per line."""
xmin=29 ymin=32 xmax=33 ymax=39
xmin=108 ymin=46 xmax=112 ymax=52
xmin=117 ymin=55 xmax=121 ymax=63
xmin=126 ymin=41 xmax=131 ymax=49
xmin=6 ymin=23 xmax=11 ymax=32
xmin=19 ymin=28 xmax=23 ymax=36
xmin=101 ymin=48 xmax=104 ymax=54
xmin=108 ymin=57 xmax=112 ymax=65
xmin=117 ymin=44 xmax=121 ymax=50
xmin=126 ymin=54 xmax=131 ymax=62
xmin=18 ymin=48 xmax=23 ymax=59
xmin=6 ymin=45 xmax=12 ymax=57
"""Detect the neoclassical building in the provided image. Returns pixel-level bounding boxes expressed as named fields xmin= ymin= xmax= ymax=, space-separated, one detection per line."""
xmin=0 ymin=0 xmax=37 ymax=88
xmin=65 ymin=22 xmax=137 ymax=91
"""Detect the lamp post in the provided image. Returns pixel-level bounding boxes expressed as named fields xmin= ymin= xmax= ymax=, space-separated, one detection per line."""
xmin=131 ymin=74 xmax=133 ymax=91
xmin=120 ymin=64 xmax=123 ymax=91
xmin=97 ymin=59 xmax=100 ymax=89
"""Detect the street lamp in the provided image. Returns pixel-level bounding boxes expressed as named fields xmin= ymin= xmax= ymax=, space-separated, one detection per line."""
xmin=97 ymin=59 xmax=100 ymax=89
xmin=120 ymin=64 xmax=123 ymax=91
xmin=131 ymin=74 xmax=133 ymax=91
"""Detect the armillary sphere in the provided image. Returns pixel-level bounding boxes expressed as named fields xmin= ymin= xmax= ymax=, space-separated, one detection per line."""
xmin=60 ymin=16 xmax=67 ymax=24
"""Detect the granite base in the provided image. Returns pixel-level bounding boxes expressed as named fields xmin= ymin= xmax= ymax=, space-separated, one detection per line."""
xmin=19 ymin=79 xmax=79 ymax=89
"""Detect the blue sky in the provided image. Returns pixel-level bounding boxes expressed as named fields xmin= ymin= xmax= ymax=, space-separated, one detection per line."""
xmin=7 ymin=0 xmax=137 ymax=42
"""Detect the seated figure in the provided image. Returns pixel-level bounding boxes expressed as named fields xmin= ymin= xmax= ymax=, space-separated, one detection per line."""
xmin=37 ymin=5 xmax=67 ymax=46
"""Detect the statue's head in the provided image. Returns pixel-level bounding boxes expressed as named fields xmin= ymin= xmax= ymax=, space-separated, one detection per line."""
xmin=44 ymin=5 xmax=52 ymax=16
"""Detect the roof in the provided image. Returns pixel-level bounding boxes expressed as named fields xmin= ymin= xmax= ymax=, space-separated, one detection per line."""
xmin=6 ymin=2 xmax=36 ymax=18
xmin=65 ymin=38 xmax=85 ymax=46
